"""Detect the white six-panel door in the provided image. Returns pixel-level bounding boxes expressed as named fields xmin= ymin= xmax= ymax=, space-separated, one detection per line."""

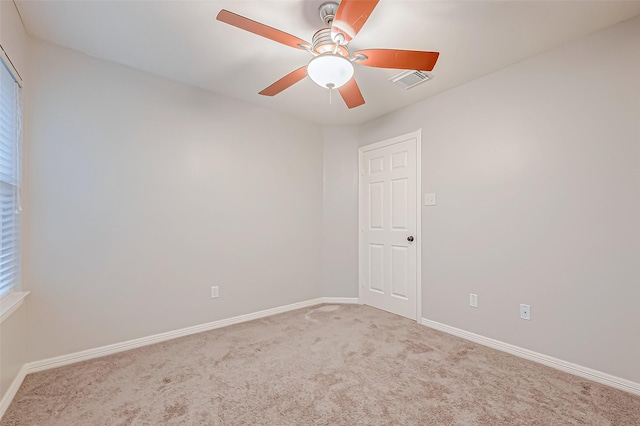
xmin=360 ymin=132 xmax=419 ymax=320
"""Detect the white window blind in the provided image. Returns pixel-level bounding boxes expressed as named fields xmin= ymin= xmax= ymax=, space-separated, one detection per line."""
xmin=0 ymin=56 xmax=21 ymax=297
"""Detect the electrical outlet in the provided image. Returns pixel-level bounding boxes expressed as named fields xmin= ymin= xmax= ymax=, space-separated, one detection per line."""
xmin=520 ymin=304 xmax=530 ymax=320
xmin=469 ymin=293 xmax=478 ymax=308
xmin=211 ymin=286 xmax=219 ymax=299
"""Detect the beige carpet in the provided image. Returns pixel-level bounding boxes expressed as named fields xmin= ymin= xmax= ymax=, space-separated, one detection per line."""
xmin=2 ymin=304 xmax=639 ymax=425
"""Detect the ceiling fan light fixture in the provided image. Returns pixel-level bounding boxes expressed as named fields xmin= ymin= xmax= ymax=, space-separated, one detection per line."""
xmin=307 ymin=54 xmax=354 ymax=89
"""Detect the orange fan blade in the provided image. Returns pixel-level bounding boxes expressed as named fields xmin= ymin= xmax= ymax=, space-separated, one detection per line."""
xmin=338 ymin=78 xmax=365 ymax=109
xmin=217 ymin=10 xmax=311 ymax=50
xmin=354 ymin=49 xmax=440 ymax=71
xmin=331 ymin=0 xmax=379 ymax=44
xmin=259 ymin=66 xmax=308 ymax=96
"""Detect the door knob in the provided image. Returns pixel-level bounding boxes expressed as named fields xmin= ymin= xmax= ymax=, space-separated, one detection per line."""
xmin=407 ymin=236 xmax=414 ymax=242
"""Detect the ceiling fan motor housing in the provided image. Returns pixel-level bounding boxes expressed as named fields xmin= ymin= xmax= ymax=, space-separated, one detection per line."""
xmin=312 ymin=28 xmax=348 ymax=56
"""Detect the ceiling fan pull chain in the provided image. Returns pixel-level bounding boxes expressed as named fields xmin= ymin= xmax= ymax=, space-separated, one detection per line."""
xmin=327 ymin=82 xmax=335 ymax=104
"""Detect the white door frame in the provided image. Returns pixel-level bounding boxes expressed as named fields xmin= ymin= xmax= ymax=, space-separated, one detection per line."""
xmin=358 ymin=129 xmax=422 ymax=322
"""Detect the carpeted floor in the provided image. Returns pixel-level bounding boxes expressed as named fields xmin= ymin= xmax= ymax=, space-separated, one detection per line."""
xmin=2 ymin=304 xmax=639 ymax=425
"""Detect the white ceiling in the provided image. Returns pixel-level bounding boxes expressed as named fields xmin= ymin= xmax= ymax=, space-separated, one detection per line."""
xmin=14 ymin=0 xmax=640 ymax=125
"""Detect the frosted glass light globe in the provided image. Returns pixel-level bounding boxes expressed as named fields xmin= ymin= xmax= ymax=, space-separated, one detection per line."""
xmin=307 ymin=54 xmax=354 ymax=89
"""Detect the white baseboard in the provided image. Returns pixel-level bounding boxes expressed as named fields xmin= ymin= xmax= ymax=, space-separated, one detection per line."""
xmin=25 ymin=297 xmax=360 ymax=375
xmin=0 ymin=364 xmax=27 ymax=420
xmin=27 ymin=298 xmax=330 ymax=374
xmin=421 ymin=318 xmax=640 ymax=396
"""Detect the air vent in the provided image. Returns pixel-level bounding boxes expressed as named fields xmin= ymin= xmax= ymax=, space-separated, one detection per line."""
xmin=390 ymin=70 xmax=433 ymax=89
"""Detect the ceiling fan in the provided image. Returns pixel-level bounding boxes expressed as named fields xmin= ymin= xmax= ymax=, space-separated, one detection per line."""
xmin=216 ymin=0 xmax=440 ymax=109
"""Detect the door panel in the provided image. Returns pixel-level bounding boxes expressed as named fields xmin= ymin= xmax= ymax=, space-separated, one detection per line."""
xmin=369 ymin=181 xmax=384 ymax=229
xmin=391 ymin=178 xmax=408 ymax=229
xmin=391 ymin=245 xmax=409 ymax=298
xmin=369 ymin=156 xmax=384 ymax=174
xmin=369 ymin=243 xmax=384 ymax=293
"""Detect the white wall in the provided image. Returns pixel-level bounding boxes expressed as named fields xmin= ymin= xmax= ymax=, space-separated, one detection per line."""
xmin=359 ymin=16 xmax=640 ymax=383
xmin=0 ymin=0 xmax=29 ymax=403
xmin=322 ymin=126 xmax=359 ymax=298
xmin=24 ymin=39 xmax=324 ymax=362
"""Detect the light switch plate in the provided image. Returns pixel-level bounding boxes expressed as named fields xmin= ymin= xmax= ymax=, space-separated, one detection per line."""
xmin=424 ymin=193 xmax=436 ymax=206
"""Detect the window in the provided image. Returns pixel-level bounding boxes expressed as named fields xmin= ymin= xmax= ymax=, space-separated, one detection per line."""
xmin=0 ymin=53 xmax=22 ymax=298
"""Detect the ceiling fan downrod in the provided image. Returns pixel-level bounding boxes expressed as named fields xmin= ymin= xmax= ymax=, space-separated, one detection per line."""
xmin=319 ymin=2 xmax=338 ymax=26
xmin=318 ymin=2 xmax=346 ymax=45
